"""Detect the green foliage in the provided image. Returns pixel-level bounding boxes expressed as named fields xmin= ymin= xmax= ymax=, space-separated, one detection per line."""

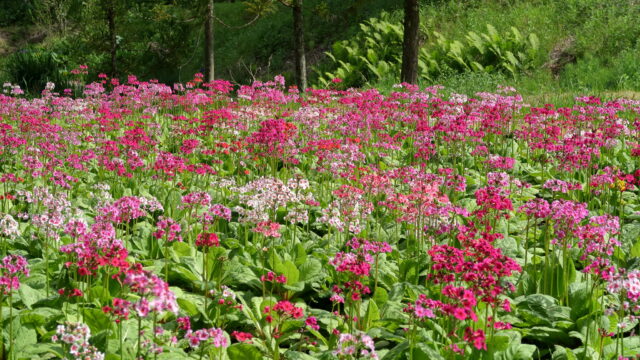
xmin=0 ymin=1 xmax=35 ymax=26
xmin=4 ymin=0 xmax=640 ymax=95
xmin=215 ymin=0 xmax=401 ymax=86
xmin=4 ymin=47 xmax=72 ymax=94
xmin=432 ymin=25 xmax=539 ymax=77
xmin=561 ymin=46 xmax=640 ymax=92
xmin=316 ymin=13 xmax=403 ymax=88
xmin=317 ymin=17 xmax=538 ymax=89
xmin=558 ymin=0 xmax=640 ymax=57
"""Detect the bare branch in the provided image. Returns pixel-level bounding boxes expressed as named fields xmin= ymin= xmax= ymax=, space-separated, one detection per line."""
xmin=277 ymin=0 xmax=293 ymax=8
xmin=213 ymin=13 xmax=261 ymax=29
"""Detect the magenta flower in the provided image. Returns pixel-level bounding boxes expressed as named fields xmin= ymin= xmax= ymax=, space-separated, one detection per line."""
xmin=153 ymin=216 xmax=182 ymax=242
xmin=0 ymin=254 xmax=29 ymax=294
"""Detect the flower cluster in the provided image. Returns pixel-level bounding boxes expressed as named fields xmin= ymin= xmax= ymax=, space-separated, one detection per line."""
xmin=233 ymin=177 xmax=312 ymax=224
xmin=330 ymin=252 xmax=372 ymax=277
xmin=0 ymin=214 xmax=19 ymax=238
xmin=153 ymin=216 xmax=182 ymax=242
xmin=102 ymin=297 xmax=132 ymax=322
xmin=429 ymin=237 xmax=520 ymax=305
xmin=123 ymin=266 xmax=179 ymax=316
xmin=264 ymin=300 xmax=305 ymax=322
xmin=59 ymin=221 xmax=129 ymax=276
xmin=246 ymin=118 xmax=298 ymax=160
xmin=319 ymin=185 xmax=373 ymax=233
xmin=335 ymin=332 xmax=378 ymax=359
xmin=180 ymin=191 xmax=211 ymax=208
xmin=195 ymin=232 xmax=220 ymax=247
xmin=252 ymin=221 xmax=281 ymax=238
xmin=52 ymin=322 xmax=105 ymax=360
xmin=185 ymin=327 xmax=228 ymax=349
xmin=0 ymin=254 xmax=29 ymax=294
xmin=98 ymin=195 xmax=162 ymax=224
xmin=261 ymin=271 xmax=287 ymax=284
xmin=607 ymin=269 xmax=640 ymax=303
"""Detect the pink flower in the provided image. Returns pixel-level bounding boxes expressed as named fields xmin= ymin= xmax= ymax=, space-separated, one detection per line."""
xmin=464 ymin=327 xmax=487 ymax=350
xmin=252 ymin=221 xmax=281 ymax=238
xmin=305 ymin=316 xmax=320 ymax=330
xmin=185 ymin=327 xmax=228 ymax=349
xmin=177 ymin=317 xmax=191 ymax=331
xmin=153 ymin=216 xmax=182 ymax=242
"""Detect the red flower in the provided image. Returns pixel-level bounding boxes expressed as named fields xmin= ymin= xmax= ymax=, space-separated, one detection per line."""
xmin=464 ymin=327 xmax=487 ymax=350
xmin=231 ymin=331 xmax=253 ymax=343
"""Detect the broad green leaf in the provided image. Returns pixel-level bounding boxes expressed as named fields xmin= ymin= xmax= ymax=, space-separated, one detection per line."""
xmin=551 ymin=345 xmax=578 ymax=360
xmin=381 ymin=340 xmax=409 ymax=360
xmin=82 ymin=308 xmax=112 ymax=334
xmin=228 ymin=343 xmax=263 ymax=360
xmin=372 ymin=287 xmax=389 ymax=308
xmin=413 ymin=343 xmax=444 ymax=360
xmin=285 ymin=350 xmax=317 ymax=360
xmin=18 ymin=283 xmax=42 ymax=309
xmin=276 ymin=260 xmax=300 ymax=285
xmin=298 ymin=258 xmax=323 ymax=283
xmin=630 ymin=240 xmax=640 ymax=258
xmin=177 ymin=297 xmax=200 ymax=316
xmin=524 ymin=326 xmax=571 ymax=345
xmin=172 ymin=241 xmax=193 ymax=257
xmin=364 ymin=300 xmax=380 ymax=330
xmin=12 ymin=321 xmax=37 ymax=354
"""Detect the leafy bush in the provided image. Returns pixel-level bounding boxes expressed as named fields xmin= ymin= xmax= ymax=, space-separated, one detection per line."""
xmin=4 ymin=47 xmax=72 ymax=94
xmin=0 ymin=1 xmax=35 ymax=26
xmin=432 ymin=25 xmax=539 ymax=76
xmin=316 ymin=16 xmax=538 ymax=88
xmin=315 ymin=13 xmax=403 ymax=88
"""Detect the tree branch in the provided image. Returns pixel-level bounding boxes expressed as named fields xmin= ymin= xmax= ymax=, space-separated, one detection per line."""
xmin=213 ymin=13 xmax=261 ymax=29
xmin=276 ymin=0 xmax=293 ymax=8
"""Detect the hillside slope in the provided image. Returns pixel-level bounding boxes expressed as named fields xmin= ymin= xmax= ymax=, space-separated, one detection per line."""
xmin=1 ymin=0 xmax=639 ymax=96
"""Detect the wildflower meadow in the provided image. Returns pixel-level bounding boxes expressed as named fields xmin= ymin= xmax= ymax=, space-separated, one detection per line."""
xmin=1 ymin=73 xmax=640 ymax=360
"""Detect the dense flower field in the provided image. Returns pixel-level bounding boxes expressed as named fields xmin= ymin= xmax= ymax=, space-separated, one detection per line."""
xmin=1 ymin=74 xmax=640 ymax=360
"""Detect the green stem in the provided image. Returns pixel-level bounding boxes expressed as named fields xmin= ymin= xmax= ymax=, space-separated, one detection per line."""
xmin=563 ymin=239 xmax=570 ymax=306
xmin=119 ymin=321 xmax=123 ymax=360
xmin=203 ymin=247 xmax=208 ymax=320
xmin=44 ymin=237 xmax=50 ymax=297
xmin=0 ymin=294 xmax=3 ymax=360
xmin=164 ymin=238 xmax=169 ymax=283
xmin=8 ymin=292 xmax=13 ymax=360
xmin=137 ymin=315 xmax=142 ymax=359
xmin=153 ymin=312 xmax=158 ymax=360
xmin=583 ymin=281 xmax=598 ymax=360
xmin=373 ymin=254 xmax=379 ymax=296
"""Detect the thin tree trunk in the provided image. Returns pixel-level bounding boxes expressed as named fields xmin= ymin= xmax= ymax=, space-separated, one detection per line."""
xmin=106 ymin=0 xmax=117 ymax=77
xmin=401 ymin=0 xmax=420 ymax=84
xmin=292 ymin=0 xmax=307 ymax=91
xmin=204 ymin=0 xmax=215 ymax=82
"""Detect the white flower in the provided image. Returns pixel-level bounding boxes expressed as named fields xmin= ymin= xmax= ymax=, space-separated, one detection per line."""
xmin=0 ymin=214 xmax=19 ymax=238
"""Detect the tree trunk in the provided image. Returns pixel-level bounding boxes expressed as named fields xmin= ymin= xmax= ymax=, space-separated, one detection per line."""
xmin=401 ymin=0 xmax=420 ymax=84
xmin=106 ymin=0 xmax=117 ymax=77
xmin=204 ymin=0 xmax=215 ymax=82
xmin=292 ymin=0 xmax=307 ymax=91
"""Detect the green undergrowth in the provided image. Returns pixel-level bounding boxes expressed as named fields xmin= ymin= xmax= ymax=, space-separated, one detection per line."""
xmin=2 ymin=0 xmax=640 ymax=96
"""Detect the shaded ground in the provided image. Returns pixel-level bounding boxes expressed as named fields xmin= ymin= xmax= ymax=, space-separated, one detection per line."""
xmin=0 ymin=29 xmax=10 ymax=56
xmin=0 ymin=26 xmax=46 ymax=56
